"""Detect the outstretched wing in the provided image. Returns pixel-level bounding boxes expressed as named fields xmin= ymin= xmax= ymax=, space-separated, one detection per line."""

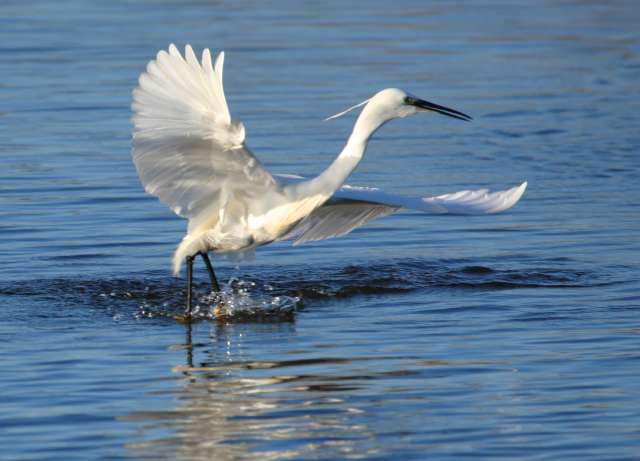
xmin=131 ymin=44 xmax=276 ymax=225
xmin=281 ymin=181 xmax=527 ymax=245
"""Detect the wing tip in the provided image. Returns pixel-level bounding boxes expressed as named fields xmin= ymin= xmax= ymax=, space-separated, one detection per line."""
xmin=513 ymin=180 xmax=528 ymax=202
xmin=215 ymin=50 xmax=225 ymax=74
xmin=495 ymin=180 xmax=527 ymax=214
xmin=168 ymin=43 xmax=179 ymax=56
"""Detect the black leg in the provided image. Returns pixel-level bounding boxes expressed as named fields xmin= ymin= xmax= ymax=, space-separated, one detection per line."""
xmin=186 ymin=255 xmax=195 ymax=317
xmin=200 ymin=252 xmax=220 ymax=292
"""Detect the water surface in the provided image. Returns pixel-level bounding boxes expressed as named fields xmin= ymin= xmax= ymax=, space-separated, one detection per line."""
xmin=1 ymin=1 xmax=639 ymax=459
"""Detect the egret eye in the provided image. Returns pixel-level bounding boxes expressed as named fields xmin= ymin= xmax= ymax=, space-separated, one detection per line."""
xmin=404 ymin=96 xmax=417 ymax=105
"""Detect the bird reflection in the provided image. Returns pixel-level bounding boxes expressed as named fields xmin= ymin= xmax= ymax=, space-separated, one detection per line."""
xmin=124 ymin=320 xmax=381 ymax=460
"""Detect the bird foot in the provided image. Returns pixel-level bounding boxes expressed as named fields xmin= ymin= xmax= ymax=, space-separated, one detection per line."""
xmin=212 ymin=303 xmax=229 ymax=321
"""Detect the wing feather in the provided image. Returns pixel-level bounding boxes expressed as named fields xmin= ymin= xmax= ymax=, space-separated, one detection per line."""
xmin=283 ymin=201 xmax=399 ymax=245
xmin=278 ymin=177 xmax=527 ymax=244
xmin=132 ymin=44 xmax=275 ymax=222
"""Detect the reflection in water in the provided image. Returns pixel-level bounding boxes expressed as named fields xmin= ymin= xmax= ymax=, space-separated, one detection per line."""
xmin=125 ymin=321 xmax=382 ymax=460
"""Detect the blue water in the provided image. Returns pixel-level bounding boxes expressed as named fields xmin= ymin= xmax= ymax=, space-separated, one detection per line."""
xmin=1 ymin=1 xmax=639 ymax=459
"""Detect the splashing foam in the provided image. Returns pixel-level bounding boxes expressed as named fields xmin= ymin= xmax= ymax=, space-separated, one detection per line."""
xmin=202 ymin=278 xmax=300 ymax=320
xmin=137 ymin=278 xmax=301 ymax=321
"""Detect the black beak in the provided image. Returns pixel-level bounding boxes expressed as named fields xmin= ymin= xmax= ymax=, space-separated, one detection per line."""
xmin=404 ymin=96 xmax=472 ymax=122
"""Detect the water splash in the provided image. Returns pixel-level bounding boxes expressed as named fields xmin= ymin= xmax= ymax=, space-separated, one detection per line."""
xmin=200 ymin=278 xmax=300 ymax=320
xmin=137 ymin=278 xmax=301 ymax=321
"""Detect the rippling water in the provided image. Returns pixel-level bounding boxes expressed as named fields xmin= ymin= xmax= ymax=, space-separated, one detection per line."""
xmin=1 ymin=1 xmax=639 ymax=459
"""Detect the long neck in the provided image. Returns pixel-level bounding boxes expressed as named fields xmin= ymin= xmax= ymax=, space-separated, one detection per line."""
xmin=291 ymin=106 xmax=387 ymax=199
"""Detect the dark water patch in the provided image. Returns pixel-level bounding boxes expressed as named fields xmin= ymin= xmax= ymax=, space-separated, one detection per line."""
xmin=513 ymin=314 xmax=573 ymax=323
xmin=0 ymin=258 xmax=616 ymax=323
xmin=531 ymin=129 xmax=565 ymax=136
xmin=0 ymin=274 xmax=184 ymax=306
xmin=461 ymin=265 xmax=495 ymax=274
xmin=272 ymin=258 xmax=606 ymax=299
xmin=493 ymin=129 xmax=524 ymax=138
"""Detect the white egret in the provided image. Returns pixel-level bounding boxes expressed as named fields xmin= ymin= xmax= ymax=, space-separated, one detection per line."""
xmin=131 ymin=44 xmax=527 ymax=315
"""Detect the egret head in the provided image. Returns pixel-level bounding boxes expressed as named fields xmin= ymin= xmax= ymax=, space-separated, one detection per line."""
xmin=371 ymin=88 xmax=472 ymax=122
xmin=326 ymin=88 xmax=472 ymax=124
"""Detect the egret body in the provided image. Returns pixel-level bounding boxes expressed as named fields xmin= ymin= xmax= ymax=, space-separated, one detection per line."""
xmin=131 ymin=44 xmax=527 ymax=315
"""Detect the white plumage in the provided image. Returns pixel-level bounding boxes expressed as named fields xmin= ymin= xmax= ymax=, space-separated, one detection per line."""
xmin=131 ymin=44 xmax=527 ymax=286
xmin=275 ymin=175 xmax=527 ymax=245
